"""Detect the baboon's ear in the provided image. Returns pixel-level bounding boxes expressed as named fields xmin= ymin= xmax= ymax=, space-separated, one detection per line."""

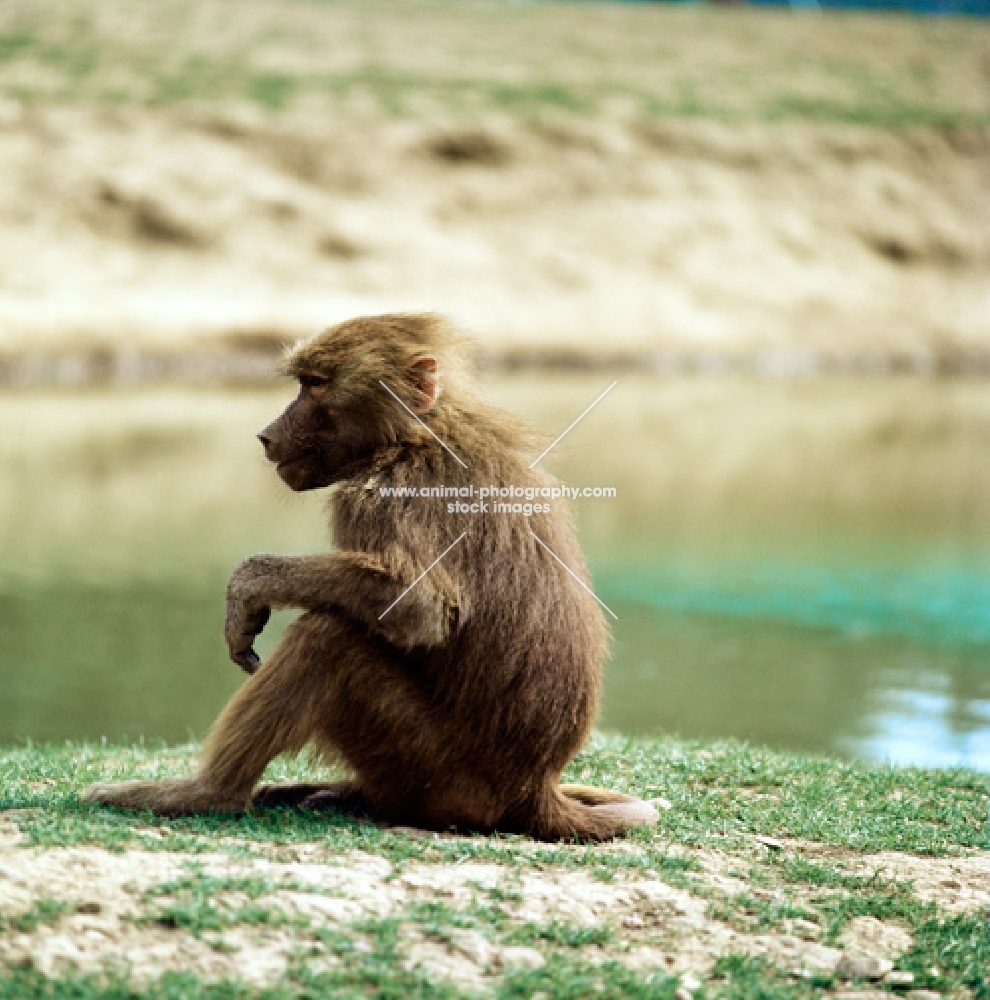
xmin=408 ymin=355 xmax=440 ymax=415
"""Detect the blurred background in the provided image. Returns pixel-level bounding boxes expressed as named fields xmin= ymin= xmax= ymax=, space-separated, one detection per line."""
xmin=0 ymin=0 xmax=987 ymax=769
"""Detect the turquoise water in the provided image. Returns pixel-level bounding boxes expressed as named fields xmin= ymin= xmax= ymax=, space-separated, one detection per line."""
xmin=1 ymin=379 xmax=987 ymax=768
xmin=603 ymin=563 xmax=990 ymax=647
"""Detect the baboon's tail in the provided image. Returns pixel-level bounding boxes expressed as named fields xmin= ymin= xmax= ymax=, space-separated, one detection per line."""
xmin=531 ymin=783 xmax=660 ymax=842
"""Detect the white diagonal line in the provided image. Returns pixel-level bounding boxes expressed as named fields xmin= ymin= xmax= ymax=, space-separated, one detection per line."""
xmin=379 ymin=380 xmax=467 ymax=468
xmin=530 ymin=531 xmax=618 ymax=620
xmin=529 ymin=380 xmax=617 ymax=469
xmin=378 ymin=532 xmax=468 ymax=620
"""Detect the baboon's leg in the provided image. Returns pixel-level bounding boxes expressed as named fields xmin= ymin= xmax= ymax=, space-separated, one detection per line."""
xmin=83 ymin=613 xmax=364 ymax=816
xmin=242 ymin=613 xmax=501 ymax=831
xmin=251 ymin=780 xmax=363 ymax=812
xmin=240 ymin=610 xmax=500 ymax=831
xmin=85 ymin=611 xmax=496 ymax=827
xmin=308 ymin=642 xmax=501 ymax=832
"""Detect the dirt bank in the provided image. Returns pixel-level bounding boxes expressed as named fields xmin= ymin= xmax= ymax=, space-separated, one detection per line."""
xmin=0 ymin=817 xmax=985 ymax=992
xmin=1 ymin=105 xmax=988 ymax=379
xmin=2 ymin=0 xmax=988 ymax=379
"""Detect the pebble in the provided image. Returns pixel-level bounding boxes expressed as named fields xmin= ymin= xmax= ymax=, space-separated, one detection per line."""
xmin=623 ymin=915 xmax=645 ymax=929
xmin=3 ymin=948 xmax=31 ymax=970
xmin=837 ymin=951 xmax=894 ymax=980
xmin=499 ymin=946 xmax=544 ymax=972
xmin=884 ymin=970 xmax=915 ymax=986
xmin=679 ymin=972 xmax=701 ymax=992
xmin=791 ymin=918 xmax=820 ymax=940
xmin=754 ymin=835 xmax=783 ymax=850
xmin=792 ymin=943 xmax=842 ymax=976
xmin=906 ymin=992 xmax=941 ymax=1000
xmin=450 ymin=930 xmax=496 ymax=968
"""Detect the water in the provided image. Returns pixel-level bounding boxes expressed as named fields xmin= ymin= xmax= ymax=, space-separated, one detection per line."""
xmin=1 ymin=377 xmax=988 ymax=768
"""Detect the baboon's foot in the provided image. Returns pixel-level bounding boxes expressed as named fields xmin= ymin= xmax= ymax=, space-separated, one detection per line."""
xmin=82 ymin=779 xmax=247 ymax=817
xmin=252 ymin=780 xmax=366 ymax=815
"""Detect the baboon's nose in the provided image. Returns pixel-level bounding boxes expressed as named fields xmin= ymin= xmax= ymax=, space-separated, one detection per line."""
xmin=257 ymin=431 xmax=275 ymax=458
xmin=257 ymin=420 xmax=283 ymax=460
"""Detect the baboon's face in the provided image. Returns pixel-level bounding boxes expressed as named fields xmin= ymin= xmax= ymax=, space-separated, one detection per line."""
xmin=256 ymin=373 xmax=370 ymax=491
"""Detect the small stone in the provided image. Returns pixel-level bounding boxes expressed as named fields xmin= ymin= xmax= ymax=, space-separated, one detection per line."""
xmin=793 ymin=943 xmax=842 ymax=977
xmin=500 ymin=946 xmax=544 ymax=971
xmin=680 ymin=972 xmax=701 ymax=992
xmin=791 ymin=918 xmax=820 ymax=940
xmin=884 ymin=970 xmax=915 ymax=986
xmin=76 ymin=901 xmax=102 ymax=915
xmin=674 ymin=989 xmax=692 ymax=1000
xmin=754 ymin=835 xmax=783 ymax=850
xmin=837 ymin=952 xmax=894 ymax=980
xmin=400 ymin=871 xmax=435 ymax=888
xmin=623 ymin=915 xmax=645 ymax=929
xmin=451 ymin=930 xmax=496 ymax=969
xmin=4 ymin=949 xmax=31 ymax=970
xmin=833 ymin=992 xmax=888 ymax=1000
xmin=840 ymin=915 xmax=912 ymax=957
xmin=907 ymin=992 xmax=941 ymax=1000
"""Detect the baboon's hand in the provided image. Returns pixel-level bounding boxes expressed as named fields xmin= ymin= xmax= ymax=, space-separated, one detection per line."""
xmin=225 ymin=557 xmax=274 ymax=673
xmin=224 ymin=596 xmax=271 ymax=673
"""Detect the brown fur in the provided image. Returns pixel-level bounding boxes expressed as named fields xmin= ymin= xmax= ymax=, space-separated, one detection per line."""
xmin=83 ymin=313 xmax=658 ymax=840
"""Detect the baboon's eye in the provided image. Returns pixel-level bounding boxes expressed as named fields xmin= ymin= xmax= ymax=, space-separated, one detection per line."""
xmin=299 ymin=374 xmax=331 ymax=389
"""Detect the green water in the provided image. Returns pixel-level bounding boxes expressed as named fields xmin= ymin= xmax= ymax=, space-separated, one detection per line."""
xmin=1 ymin=378 xmax=988 ymax=768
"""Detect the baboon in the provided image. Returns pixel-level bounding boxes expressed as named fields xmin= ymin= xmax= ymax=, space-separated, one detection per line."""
xmin=84 ymin=314 xmax=658 ymax=840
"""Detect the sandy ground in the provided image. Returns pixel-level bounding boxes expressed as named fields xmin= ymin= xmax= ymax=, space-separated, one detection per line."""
xmin=0 ymin=817 xmax=985 ymax=991
xmin=1 ymin=105 xmax=988 ymax=377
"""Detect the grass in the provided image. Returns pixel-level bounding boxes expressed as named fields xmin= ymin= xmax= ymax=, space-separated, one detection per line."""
xmin=0 ymin=737 xmax=986 ymax=998
xmin=140 ymin=869 xmax=303 ymax=938
xmin=2 ymin=736 xmax=984 ymax=859
xmin=0 ymin=0 xmax=988 ymax=126
xmin=0 ymin=899 xmax=74 ymax=936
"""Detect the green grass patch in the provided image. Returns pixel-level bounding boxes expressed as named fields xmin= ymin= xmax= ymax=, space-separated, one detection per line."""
xmin=898 ymin=912 xmax=990 ymax=998
xmin=0 ymin=898 xmax=72 ymax=935
xmin=140 ymin=866 xmax=302 ymax=939
xmin=570 ymin=736 xmax=986 ymax=855
xmin=1 ymin=736 xmax=984 ymax=859
xmin=507 ymin=919 xmax=613 ymax=949
xmin=708 ymin=954 xmax=818 ymax=1000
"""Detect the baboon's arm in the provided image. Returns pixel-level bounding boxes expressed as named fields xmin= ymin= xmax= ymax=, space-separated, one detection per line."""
xmin=224 ymin=550 xmax=461 ymax=672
